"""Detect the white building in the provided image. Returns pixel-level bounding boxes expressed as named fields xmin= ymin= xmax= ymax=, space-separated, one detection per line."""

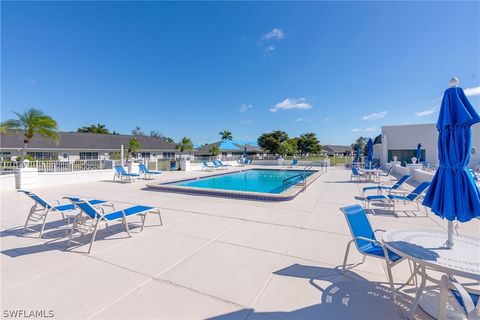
xmin=373 ymin=123 xmax=480 ymax=168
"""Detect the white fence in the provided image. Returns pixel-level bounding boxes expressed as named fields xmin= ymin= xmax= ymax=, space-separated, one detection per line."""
xmin=0 ymin=160 xmax=113 ymax=174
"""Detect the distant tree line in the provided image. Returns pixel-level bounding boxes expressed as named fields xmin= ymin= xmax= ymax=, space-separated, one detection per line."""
xmin=257 ymin=130 xmax=321 ymax=157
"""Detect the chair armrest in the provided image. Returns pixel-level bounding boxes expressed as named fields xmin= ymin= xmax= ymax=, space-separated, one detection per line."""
xmin=442 ymin=275 xmax=478 ymax=317
xmin=355 ymin=236 xmax=382 ymax=247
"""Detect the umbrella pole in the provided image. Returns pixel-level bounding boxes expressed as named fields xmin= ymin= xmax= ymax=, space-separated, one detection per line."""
xmin=446 ymin=220 xmax=454 ymax=248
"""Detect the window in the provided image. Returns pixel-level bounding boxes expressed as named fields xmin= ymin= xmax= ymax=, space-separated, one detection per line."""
xmin=27 ymin=152 xmax=58 ymax=160
xmin=141 ymin=152 xmax=151 ymax=158
xmin=162 ymin=152 xmax=175 ymax=158
xmin=0 ymin=152 xmax=11 ymax=160
xmin=79 ymin=152 xmax=99 ymax=160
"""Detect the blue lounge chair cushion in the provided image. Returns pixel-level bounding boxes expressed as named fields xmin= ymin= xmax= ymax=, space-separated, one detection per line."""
xmin=362 ymin=185 xmax=391 ymax=192
xmin=54 ymin=204 xmax=76 ymax=211
xmin=104 ymin=205 xmax=155 ymax=221
xmin=362 ymin=244 xmax=402 ymax=262
xmin=366 ymin=195 xmax=387 ymax=201
xmin=451 ymin=289 xmax=479 ymax=313
xmin=387 ymin=195 xmax=410 ymax=201
xmin=139 ymin=164 xmax=162 ymax=175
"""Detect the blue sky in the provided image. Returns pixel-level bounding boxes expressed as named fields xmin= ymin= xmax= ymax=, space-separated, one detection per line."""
xmin=2 ymin=1 xmax=479 ymax=145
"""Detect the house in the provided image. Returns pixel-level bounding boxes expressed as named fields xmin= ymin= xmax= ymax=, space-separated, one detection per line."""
xmin=195 ymin=140 xmax=264 ymax=158
xmin=321 ymin=145 xmax=353 ymax=157
xmin=0 ymin=131 xmax=178 ymax=160
xmin=373 ymin=123 xmax=480 ymax=168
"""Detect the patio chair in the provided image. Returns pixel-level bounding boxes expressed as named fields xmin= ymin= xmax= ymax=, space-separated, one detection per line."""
xmin=365 ymin=181 xmax=431 ymax=217
xmin=65 ymin=197 xmax=162 ymax=253
xmin=422 ymin=161 xmax=435 ymax=171
xmin=218 ymin=160 xmax=232 ymax=168
xmin=290 ymin=159 xmax=298 ymax=168
xmin=202 ymin=161 xmax=215 ymax=171
xmin=113 ymin=165 xmax=140 ymax=182
xmin=350 ymin=166 xmax=365 ymax=182
xmin=18 ymin=190 xmax=113 ymax=238
xmin=361 ymin=174 xmax=410 ymax=196
xmin=139 ymin=164 xmax=162 ymax=179
xmin=439 ymin=274 xmax=480 ymax=320
xmin=213 ymin=160 xmax=229 ymax=170
xmin=340 ymin=204 xmax=406 ymax=293
xmin=377 ymin=166 xmax=393 ymax=179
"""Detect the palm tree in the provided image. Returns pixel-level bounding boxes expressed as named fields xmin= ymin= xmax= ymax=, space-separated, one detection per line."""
xmin=176 ymin=137 xmax=194 ymax=153
xmin=219 ymin=130 xmax=233 ymax=140
xmin=209 ymin=144 xmax=220 ymax=156
xmin=1 ymin=108 xmax=59 ymax=166
xmin=77 ymin=123 xmax=110 ymax=134
xmin=126 ymin=138 xmax=141 ymax=162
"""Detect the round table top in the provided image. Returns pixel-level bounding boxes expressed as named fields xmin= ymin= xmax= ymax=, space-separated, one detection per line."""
xmin=382 ymin=229 xmax=480 ymax=280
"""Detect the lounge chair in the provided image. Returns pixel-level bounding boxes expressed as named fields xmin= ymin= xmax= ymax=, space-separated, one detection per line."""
xmin=202 ymin=161 xmax=215 ymax=171
xmin=18 ymin=190 xmax=113 ymax=238
xmin=350 ymin=166 xmax=365 ymax=182
xmin=218 ymin=160 xmax=232 ymax=168
xmin=213 ymin=160 xmax=229 ymax=170
xmin=365 ymin=181 xmax=431 ymax=217
xmin=139 ymin=164 xmax=162 ymax=179
xmin=377 ymin=166 xmax=393 ymax=179
xmin=340 ymin=204 xmax=407 ymax=294
xmin=290 ymin=159 xmax=298 ymax=168
xmin=65 ymin=197 xmax=162 ymax=253
xmin=439 ymin=274 xmax=480 ymax=320
xmin=361 ymin=174 xmax=410 ymax=196
xmin=422 ymin=161 xmax=435 ymax=171
xmin=114 ymin=165 xmax=140 ymax=182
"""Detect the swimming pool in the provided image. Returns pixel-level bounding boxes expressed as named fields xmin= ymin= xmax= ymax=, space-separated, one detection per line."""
xmin=173 ymin=169 xmax=314 ymax=194
xmin=147 ymin=169 xmax=321 ymax=201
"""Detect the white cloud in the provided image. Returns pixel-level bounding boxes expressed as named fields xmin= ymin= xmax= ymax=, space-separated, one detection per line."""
xmin=415 ymin=105 xmax=439 ymax=117
xmin=464 ymin=86 xmax=480 ymax=97
xmin=240 ymin=120 xmax=253 ymax=124
xmin=351 ymin=127 xmax=378 ymax=133
xmin=270 ymin=98 xmax=312 ymax=113
xmin=239 ymin=104 xmax=253 ymax=112
xmin=261 ymin=28 xmax=285 ymax=41
xmin=295 ymin=117 xmax=312 ymax=122
xmin=362 ymin=111 xmax=387 ymax=120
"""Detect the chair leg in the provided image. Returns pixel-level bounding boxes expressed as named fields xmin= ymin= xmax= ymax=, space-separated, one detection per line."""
xmin=88 ymin=220 xmax=101 ymax=254
xmin=140 ymin=214 xmax=146 ymax=232
xmin=157 ymin=209 xmax=162 ymax=226
xmin=39 ymin=209 xmax=50 ymax=238
xmin=23 ymin=205 xmax=35 ymax=233
xmin=342 ymin=240 xmax=354 ymax=273
xmin=123 ymin=215 xmax=131 ymax=237
xmin=385 ymin=261 xmax=396 ymax=299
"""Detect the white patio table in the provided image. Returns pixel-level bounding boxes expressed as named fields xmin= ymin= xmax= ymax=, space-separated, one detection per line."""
xmin=382 ymin=229 xmax=480 ymax=320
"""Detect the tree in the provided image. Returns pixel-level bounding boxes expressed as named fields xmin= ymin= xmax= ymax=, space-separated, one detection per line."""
xmin=219 ymin=130 xmax=233 ymax=140
xmin=150 ymin=130 xmax=175 ymax=144
xmin=77 ymin=123 xmax=110 ymax=134
xmin=257 ymin=130 xmax=289 ymax=155
xmin=297 ymin=133 xmax=321 ymax=156
xmin=1 ymin=108 xmax=59 ymax=166
xmin=279 ymin=138 xmax=298 ymax=156
xmin=209 ymin=144 xmax=220 ymax=156
xmin=126 ymin=138 xmax=141 ymax=162
xmin=176 ymin=137 xmax=194 ymax=153
xmin=351 ymin=136 xmax=368 ymax=155
xmin=131 ymin=126 xmax=145 ymax=136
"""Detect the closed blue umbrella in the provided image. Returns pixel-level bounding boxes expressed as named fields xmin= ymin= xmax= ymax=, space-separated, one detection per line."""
xmin=416 ymin=143 xmax=422 ymax=162
xmin=243 ymin=146 xmax=247 ymax=158
xmin=367 ymin=138 xmax=373 ymax=162
xmin=423 ymin=80 xmax=480 ymax=248
xmin=355 ymin=145 xmax=360 ymax=162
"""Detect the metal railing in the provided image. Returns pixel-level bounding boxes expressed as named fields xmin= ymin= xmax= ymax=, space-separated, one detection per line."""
xmin=0 ymin=160 xmax=113 ymax=174
xmin=283 ymin=173 xmax=307 ymax=191
xmin=304 ymin=161 xmax=328 ymax=173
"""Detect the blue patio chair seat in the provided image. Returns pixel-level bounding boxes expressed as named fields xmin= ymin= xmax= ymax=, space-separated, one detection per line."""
xmin=104 ymin=205 xmax=155 ymax=221
xmin=451 ymin=289 xmax=480 ymax=312
xmin=114 ymin=166 xmax=140 ymax=183
xmin=362 ymin=174 xmax=410 ymax=195
xmin=387 ymin=194 xmax=410 ymax=201
xmin=366 ymin=194 xmax=388 ymax=202
xmin=362 ymin=244 xmax=402 ymax=262
xmin=440 ymin=274 xmax=480 ymax=320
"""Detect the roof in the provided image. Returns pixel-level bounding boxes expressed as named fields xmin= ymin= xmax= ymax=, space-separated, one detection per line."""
xmin=195 ymin=140 xmax=261 ymax=155
xmin=0 ymin=131 xmax=177 ymax=151
xmin=322 ymin=145 xmax=353 ymax=154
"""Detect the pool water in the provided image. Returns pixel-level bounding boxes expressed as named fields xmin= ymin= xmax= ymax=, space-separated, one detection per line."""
xmin=171 ymin=169 xmax=314 ymax=194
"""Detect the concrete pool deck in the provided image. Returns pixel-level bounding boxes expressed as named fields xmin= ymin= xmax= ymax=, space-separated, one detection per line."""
xmin=1 ymin=166 xmax=479 ymax=319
